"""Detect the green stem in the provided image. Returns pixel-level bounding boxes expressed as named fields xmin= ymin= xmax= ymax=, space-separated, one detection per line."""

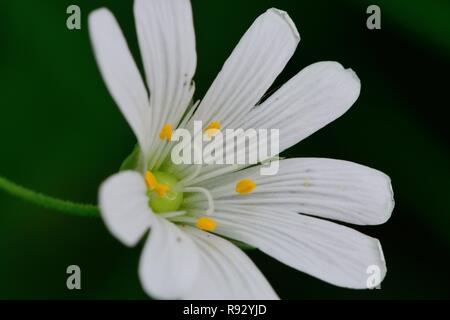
xmin=0 ymin=175 xmax=100 ymax=217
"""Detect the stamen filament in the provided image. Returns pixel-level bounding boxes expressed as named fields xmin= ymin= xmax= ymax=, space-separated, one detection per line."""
xmin=183 ymin=164 xmax=240 ymax=186
xmin=183 ymin=186 xmax=214 ymax=215
xmin=179 ymin=164 xmax=202 ymax=185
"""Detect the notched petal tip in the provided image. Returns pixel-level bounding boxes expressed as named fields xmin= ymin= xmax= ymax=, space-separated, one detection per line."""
xmin=344 ymin=67 xmax=362 ymax=97
xmin=379 ymin=173 xmax=395 ymax=224
xmin=266 ymin=8 xmax=301 ymax=41
xmin=363 ymin=168 xmax=394 ymax=225
xmin=375 ymin=238 xmax=388 ymax=283
xmin=346 ymin=67 xmax=361 ymax=84
xmin=330 ymin=62 xmax=362 ymax=104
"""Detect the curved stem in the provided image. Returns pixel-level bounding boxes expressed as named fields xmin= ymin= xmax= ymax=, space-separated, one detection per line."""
xmin=0 ymin=175 xmax=99 ymax=217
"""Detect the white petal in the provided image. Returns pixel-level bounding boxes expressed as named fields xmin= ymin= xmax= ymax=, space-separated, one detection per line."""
xmin=240 ymin=61 xmax=361 ymax=153
xmin=98 ymin=171 xmax=152 ymax=247
xmin=211 ymin=208 xmax=387 ymax=289
xmin=88 ymin=9 xmax=150 ymax=153
xmin=134 ymin=0 xmax=196 ymax=165
xmin=175 ymin=61 xmax=360 ymax=181
xmin=165 ymin=8 xmax=299 ymax=178
xmin=182 ymin=227 xmax=278 ymax=300
xmin=190 ymin=8 xmax=300 ymax=129
xmin=139 ymin=216 xmax=201 ymax=299
xmin=187 ymin=158 xmax=394 ymax=225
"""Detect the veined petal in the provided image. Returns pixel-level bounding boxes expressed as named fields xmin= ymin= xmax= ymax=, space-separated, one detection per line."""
xmin=134 ymin=0 xmax=196 ymax=166
xmin=241 ymin=61 xmax=361 ymax=152
xmin=98 ymin=171 xmax=152 ymax=247
xmin=190 ymin=8 xmax=300 ymax=129
xmin=175 ymin=61 xmax=360 ymax=181
xmin=88 ymin=9 xmax=150 ymax=154
xmin=139 ymin=216 xmax=201 ymax=299
xmin=210 ymin=207 xmax=387 ymax=289
xmin=182 ymin=227 xmax=278 ymax=300
xmin=166 ymin=8 xmax=300 ymax=178
xmin=186 ymin=158 xmax=394 ymax=225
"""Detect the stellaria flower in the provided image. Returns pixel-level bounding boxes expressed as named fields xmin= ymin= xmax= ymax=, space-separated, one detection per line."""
xmin=89 ymin=0 xmax=394 ymax=299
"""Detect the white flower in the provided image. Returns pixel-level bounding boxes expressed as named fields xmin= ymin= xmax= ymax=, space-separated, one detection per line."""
xmin=89 ymin=0 xmax=394 ymax=299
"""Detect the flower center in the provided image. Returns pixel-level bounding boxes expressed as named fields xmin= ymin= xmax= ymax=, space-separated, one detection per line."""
xmin=145 ymin=171 xmax=183 ymax=213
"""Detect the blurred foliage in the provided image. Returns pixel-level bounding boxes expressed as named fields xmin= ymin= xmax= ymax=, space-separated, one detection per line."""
xmin=0 ymin=0 xmax=449 ymax=299
xmin=352 ymin=0 xmax=450 ymax=56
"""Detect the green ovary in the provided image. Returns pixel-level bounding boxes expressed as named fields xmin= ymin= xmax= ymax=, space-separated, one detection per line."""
xmin=147 ymin=171 xmax=183 ymax=213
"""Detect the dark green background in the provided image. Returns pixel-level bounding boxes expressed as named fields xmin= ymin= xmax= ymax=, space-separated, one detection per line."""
xmin=1 ymin=0 xmax=449 ymax=299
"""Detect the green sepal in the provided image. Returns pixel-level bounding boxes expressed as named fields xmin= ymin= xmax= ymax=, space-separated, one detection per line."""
xmin=120 ymin=145 xmax=142 ymax=171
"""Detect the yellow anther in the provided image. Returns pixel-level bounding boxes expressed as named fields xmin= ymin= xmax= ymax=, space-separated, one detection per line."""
xmin=145 ymin=171 xmax=158 ymax=190
xmin=159 ymin=123 xmax=173 ymax=141
xmin=155 ymin=183 xmax=170 ymax=197
xmin=204 ymin=121 xmax=221 ymax=138
xmin=236 ymin=179 xmax=256 ymax=195
xmin=196 ymin=217 xmax=217 ymax=232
